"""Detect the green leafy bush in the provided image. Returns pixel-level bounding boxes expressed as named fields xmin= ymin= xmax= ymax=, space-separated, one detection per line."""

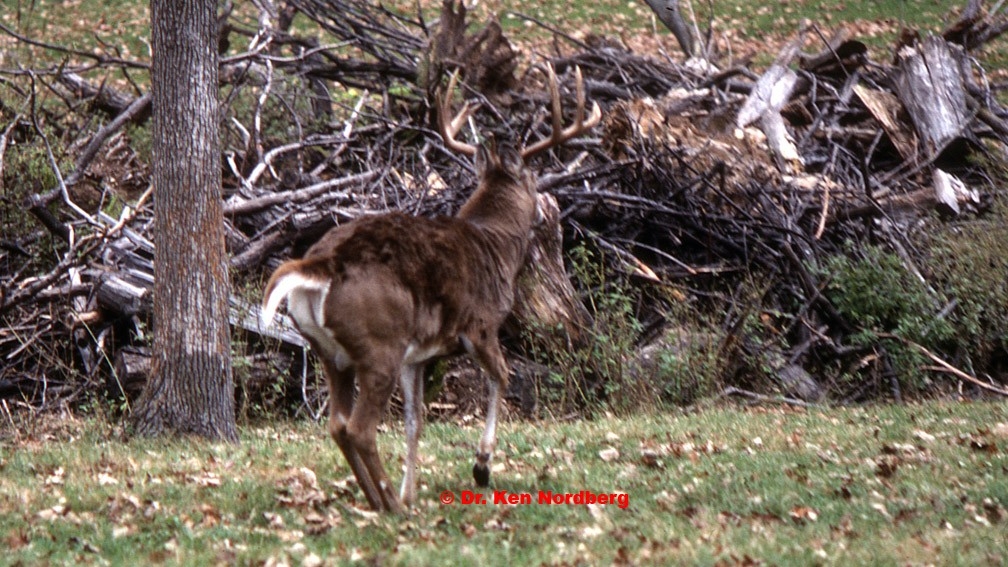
xmin=525 ymin=244 xmax=646 ymax=413
xmin=918 ymin=199 xmax=1008 ymax=375
xmin=821 ymin=244 xmax=955 ymax=392
xmin=650 ymin=334 xmax=721 ymax=404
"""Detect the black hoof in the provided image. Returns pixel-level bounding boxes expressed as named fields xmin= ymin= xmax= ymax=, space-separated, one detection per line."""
xmin=473 ymin=462 xmax=490 ymax=487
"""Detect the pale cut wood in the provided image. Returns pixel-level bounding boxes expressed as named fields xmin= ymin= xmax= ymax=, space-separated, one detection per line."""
xmin=853 ymin=84 xmax=916 ymax=160
xmin=894 ymin=35 xmax=972 ymax=157
xmin=933 ymin=169 xmax=979 ymax=215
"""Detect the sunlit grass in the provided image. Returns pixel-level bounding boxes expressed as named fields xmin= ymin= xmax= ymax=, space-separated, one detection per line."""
xmin=2 ymin=0 xmax=980 ymax=67
xmin=2 ymin=402 xmax=1007 ymax=564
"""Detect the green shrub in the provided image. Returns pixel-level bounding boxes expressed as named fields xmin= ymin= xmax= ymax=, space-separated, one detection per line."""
xmin=524 ymin=244 xmax=647 ymax=414
xmin=650 ymin=335 xmax=721 ymax=404
xmin=918 ymin=199 xmax=1008 ymax=374
xmin=820 ymin=244 xmax=955 ymax=393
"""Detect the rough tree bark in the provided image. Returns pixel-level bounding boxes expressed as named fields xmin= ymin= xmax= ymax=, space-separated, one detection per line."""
xmin=131 ymin=0 xmax=237 ymax=441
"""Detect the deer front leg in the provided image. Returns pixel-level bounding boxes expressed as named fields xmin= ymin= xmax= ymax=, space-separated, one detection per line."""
xmin=470 ymin=337 xmax=509 ymax=487
xmin=399 ymin=363 xmax=424 ymax=507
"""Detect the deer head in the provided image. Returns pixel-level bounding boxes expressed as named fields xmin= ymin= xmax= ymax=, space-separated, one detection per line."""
xmin=261 ymin=63 xmax=600 ymax=513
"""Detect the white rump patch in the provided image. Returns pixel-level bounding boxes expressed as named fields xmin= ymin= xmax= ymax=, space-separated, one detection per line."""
xmin=261 ymin=272 xmax=330 ymax=329
xmin=262 ymin=271 xmax=350 ymax=367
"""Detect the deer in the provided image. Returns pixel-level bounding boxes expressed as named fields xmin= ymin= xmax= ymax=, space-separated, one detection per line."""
xmin=260 ymin=64 xmax=601 ymax=513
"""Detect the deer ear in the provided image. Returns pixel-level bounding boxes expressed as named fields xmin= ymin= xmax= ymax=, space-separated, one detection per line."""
xmin=497 ymin=142 xmax=524 ymax=177
xmin=474 ymin=142 xmax=492 ymax=177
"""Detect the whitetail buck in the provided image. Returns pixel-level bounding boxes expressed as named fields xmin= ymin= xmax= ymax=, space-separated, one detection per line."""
xmin=260 ymin=65 xmax=601 ymax=513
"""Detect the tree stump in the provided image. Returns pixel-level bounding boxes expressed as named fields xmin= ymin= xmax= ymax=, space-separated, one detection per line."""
xmin=509 ymin=192 xmax=592 ymax=354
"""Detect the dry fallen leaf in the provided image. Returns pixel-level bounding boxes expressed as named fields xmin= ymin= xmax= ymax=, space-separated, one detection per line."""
xmin=276 ymin=467 xmax=327 ymax=508
xmin=263 ymin=511 xmax=285 ymax=529
xmin=97 ymin=472 xmax=118 ymax=486
xmin=875 ymin=455 xmax=900 ymax=478
xmin=871 ymin=501 xmax=892 ymax=520
xmin=45 ymin=467 xmax=65 ymax=486
xmin=599 ymin=447 xmax=620 ymax=462
xmin=200 ymin=503 xmax=221 ymax=527
xmin=992 ymin=423 xmax=1008 ymax=438
xmin=37 ymin=504 xmax=67 ymax=521
xmin=188 ymin=471 xmax=222 ymax=487
xmin=640 ymin=448 xmax=663 ymax=469
xmin=789 ymin=506 xmax=819 ymax=523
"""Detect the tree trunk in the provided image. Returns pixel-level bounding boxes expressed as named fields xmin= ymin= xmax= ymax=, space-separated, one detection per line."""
xmin=132 ymin=0 xmax=237 ymax=441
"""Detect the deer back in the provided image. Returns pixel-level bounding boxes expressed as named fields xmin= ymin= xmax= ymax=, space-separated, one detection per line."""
xmin=261 ymin=141 xmax=539 ymax=348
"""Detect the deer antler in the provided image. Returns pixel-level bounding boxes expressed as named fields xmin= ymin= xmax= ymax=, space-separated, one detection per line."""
xmin=520 ymin=63 xmax=602 ymax=160
xmin=437 ymin=70 xmax=479 ymax=156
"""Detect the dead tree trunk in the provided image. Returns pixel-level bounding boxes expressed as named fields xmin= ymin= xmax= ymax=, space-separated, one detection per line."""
xmin=641 ymin=0 xmax=697 ymax=57
xmin=509 ymin=193 xmax=592 ymax=352
xmin=894 ymin=35 xmax=973 ymax=157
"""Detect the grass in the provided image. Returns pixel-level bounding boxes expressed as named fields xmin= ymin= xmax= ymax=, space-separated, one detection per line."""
xmin=1 ymin=0 xmax=150 ymax=63
xmin=3 ymin=2 xmax=1007 ymax=564
xmin=1 ymin=0 xmax=981 ymax=66
xmin=2 ymin=401 xmax=1007 ymax=565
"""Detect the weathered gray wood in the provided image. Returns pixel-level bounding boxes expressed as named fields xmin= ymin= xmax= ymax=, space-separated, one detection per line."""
xmin=641 ymin=0 xmax=697 ymax=57
xmin=736 ymin=32 xmax=803 ymax=168
xmin=57 ymin=73 xmax=147 ymax=119
xmin=510 ymin=192 xmax=592 ymax=351
xmin=234 ymin=296 xmax=308 ymax=348
xmin=894 ymin=35 xmax=973 ymax=156
xmin=222 ymin=171 xmax=376 ymax=216
xmin=96 ymin=274 xmax=149 ymax=316
xmin=112 ymin=348 xmax=151 ymax=400
xmin=736 ymin=64 xmax=799 ymax=129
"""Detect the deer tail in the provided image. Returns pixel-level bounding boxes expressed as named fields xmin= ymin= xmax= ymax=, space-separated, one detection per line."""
xmin=260 ymin=259 xmax=331 ymax=328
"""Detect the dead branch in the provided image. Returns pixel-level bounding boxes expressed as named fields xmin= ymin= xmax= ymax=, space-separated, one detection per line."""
xmin=878 ymin=333 xmax=1008 ymax=397
xmin=3 ymin=0 xmax=1008 ymax=413
xmin=224 ymin=171 xmax=378 ymax=216
xmin=719 ymin=386 xmax=822 ymax=408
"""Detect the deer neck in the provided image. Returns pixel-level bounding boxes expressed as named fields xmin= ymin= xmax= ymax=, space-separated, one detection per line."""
xmin=459 ymin=196 xmax=534 ymax=274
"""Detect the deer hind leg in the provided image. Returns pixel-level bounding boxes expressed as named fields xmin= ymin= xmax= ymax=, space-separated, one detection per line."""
xmin=469 ymin=337 xmax=509 ymax=487
xmin=344 ymin=360 xmax=403 ymax=513
xmin=399 ymin=363 xmax=424 ymax=507
xmin=322 ymin=360 xmax=385 ymax=511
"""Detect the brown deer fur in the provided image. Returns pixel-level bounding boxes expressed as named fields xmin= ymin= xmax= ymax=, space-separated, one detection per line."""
xmin=261 ymin=65 xmax=599 ymax=513
xmin=261 ymin=142 xmax=537 ymax=512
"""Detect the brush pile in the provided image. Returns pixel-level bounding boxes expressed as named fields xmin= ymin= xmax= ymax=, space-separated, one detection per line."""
xmin=2 ymin=0 xmax=1007 ymax=416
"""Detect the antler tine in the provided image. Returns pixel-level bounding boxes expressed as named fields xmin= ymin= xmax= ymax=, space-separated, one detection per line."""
xmin=437 ymin=70 xmax=479 ymax=156
xmin=520 ymin=63 xmax=603 ymax=160
xmin=547 ymin=63 xmax=564 ymax=146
